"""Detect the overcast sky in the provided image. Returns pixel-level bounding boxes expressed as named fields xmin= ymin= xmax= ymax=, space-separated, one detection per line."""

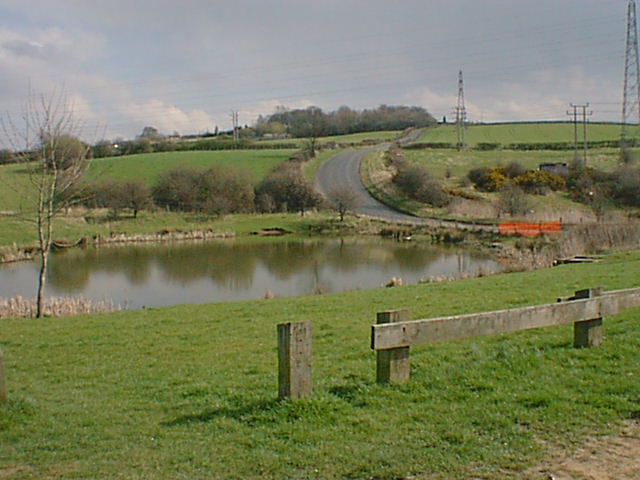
xmin=0 ymin=0 xmax=630 ymax=140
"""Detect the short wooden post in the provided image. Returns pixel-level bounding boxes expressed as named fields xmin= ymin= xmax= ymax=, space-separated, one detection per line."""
xmin=0 ymin=348 xmax=6 ymax=404
xmin=376 ymin=310 xmax=411 ymax=384
xmin=573 ymin=288 xmax=604 ymax=348
xmin=277 ymin=321 xmax=312 ymax=400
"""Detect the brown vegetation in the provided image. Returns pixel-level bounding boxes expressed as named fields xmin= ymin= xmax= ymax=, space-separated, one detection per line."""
xmin=0 ymin=295 xmax=121 ymax=319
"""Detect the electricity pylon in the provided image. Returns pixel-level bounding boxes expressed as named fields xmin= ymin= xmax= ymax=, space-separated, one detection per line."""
xmin=622 ymin=0 xmax=640 ymax=149
xmin=454 ymin=70 xmax=467 ymax=150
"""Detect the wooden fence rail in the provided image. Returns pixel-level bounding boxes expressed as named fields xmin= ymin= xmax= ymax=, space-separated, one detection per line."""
xmin=371 ymin=287 xmax=640 ymax=384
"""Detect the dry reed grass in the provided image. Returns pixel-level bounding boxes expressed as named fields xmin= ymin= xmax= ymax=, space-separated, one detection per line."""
xmin=501 ymin=221 xmax=640 ymax=272
xmin=0 ymin=296 xmax=122 ymax=319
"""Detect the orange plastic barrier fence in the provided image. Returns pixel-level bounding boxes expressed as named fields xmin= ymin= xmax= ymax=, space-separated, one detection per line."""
xmin=498 ymin=221 xmax=561 ymax=237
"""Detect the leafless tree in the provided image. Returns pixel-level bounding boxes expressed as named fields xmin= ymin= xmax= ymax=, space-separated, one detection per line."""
xmin=1 ymin=89 xmax=90 ymax=317
xmin=328 ymin=186 xmax=359 ymax=221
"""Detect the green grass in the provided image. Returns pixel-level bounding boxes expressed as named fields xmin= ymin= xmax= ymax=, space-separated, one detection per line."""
xmin=403 ymin=147 xmax=623 ymax=180
xmin=88 ymin=149 xmax=296 ymax=185
xmin=0 ymin=211 xmax=350 ymax=247
xmin=258 ymin=131 xmax=401 ymax=147
xmin=417 ymin=122 xmax=629 ymax=147
xmin=0 ymin=150 xmax=295 ymax=213
xmin=1 ymin=250 xmax=639 ymax=479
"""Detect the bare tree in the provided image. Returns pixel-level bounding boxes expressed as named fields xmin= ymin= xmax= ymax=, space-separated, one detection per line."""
xmin=1 ymin=89 xmax=90 ymax=317
xmin=328 ymin=186 xmax=359 ymax=221
xmin=497 ymin=181 xmax=529 ymax=217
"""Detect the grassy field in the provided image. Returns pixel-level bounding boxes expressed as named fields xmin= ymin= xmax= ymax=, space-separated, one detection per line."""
xmin=258 ymin=130 xmax=401 ymax=147
xmin=403 ymin=147 xmax=622 ymax=180
xmin=88 ymin=149 xmax=296 ymax=185
xmin=417 ymin=122 xmax=629 ymax=147
xmin=0 ymin=150 xmax=296 ymax=213
xmin=1 ymin=250 xmax=639 ymax=479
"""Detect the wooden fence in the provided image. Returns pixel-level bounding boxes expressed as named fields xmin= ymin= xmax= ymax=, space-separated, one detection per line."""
xmin=371 ymin=287 xmax=640 ymax=384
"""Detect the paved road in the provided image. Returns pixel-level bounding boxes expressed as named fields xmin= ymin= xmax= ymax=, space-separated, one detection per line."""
xmin=314 ymin=148 xmax=497 ymax=232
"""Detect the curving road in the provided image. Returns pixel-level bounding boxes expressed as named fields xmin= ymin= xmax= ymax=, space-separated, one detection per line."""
xmin=314 ymin=148 xmax=497 ymax=232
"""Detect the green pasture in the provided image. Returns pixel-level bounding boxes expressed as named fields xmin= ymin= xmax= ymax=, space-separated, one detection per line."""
xmin=258 ymin=130 xmax=401 ymax=147
xmin=0 ymin=150 xmax=295 ymax=212
xmin=417 ymin=122 xmax=629 ymax=147
xmin=88 ymin=149 xmax=296 ymax=185
xmin=1 ymin=250 xmax=639 ymax=479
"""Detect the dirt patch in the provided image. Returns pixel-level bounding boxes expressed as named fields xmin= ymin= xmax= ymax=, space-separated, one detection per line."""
xmin=0 ymin=465 xmax=31 ymax=479
xmin=524 ymin=420 xmax=640 ymax=480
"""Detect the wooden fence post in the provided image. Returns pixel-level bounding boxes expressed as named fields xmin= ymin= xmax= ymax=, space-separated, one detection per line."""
xmin=0 ymin=348 xmax=6 ymax=404
xmin=375 ymin=310 xmax=411 ymax=384
xmin=573 ymin=288 xmax=604 ymax=348
xmin=277 ymin=321 xmax=312 ymax=400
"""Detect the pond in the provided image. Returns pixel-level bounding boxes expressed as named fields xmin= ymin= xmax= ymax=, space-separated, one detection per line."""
xmin=0 ymin=237 xmax=501 ymax=309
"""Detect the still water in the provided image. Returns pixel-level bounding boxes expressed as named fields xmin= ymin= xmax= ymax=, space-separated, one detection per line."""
xmin=0 ymin=238 xmax=500 ymax=309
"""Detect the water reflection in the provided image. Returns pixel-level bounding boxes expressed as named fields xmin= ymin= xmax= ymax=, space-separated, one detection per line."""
xmin=0 ymin=237 xmax=499 ymax=309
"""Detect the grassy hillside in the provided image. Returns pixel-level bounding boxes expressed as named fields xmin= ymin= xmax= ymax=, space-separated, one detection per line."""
xmin=417 ymin=122 xmax=627 ymax=147
xmin=1 ymin=250 xmax=639 ymax=479
xmin=0 ymin=150 xmax=295 ymax=212
xmin=88 ymin=149 xmax=296 ymax=185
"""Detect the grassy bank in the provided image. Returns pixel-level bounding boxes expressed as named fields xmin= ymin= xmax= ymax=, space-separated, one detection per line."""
xmin=0 ymin=211 xmax=363 ymax=248
xmin=1 ymin=250 xmax=639 ymax=479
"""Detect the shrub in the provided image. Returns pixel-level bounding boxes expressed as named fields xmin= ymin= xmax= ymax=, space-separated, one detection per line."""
xmin=504 ymin=161 xmax=527 ymax=179
xmin=467 ymin=166 xmax=491 ymax=188
xmin=393 ymin=164 xmax=449 ymax=206
xmin=476 ymin=142 xmax=501 ymax=151
xmin=254 ymin=163 xmax=322 ymax=216
xmin=514 ymin=170 xmax=565 ymax=194
xmin=83 ymin=179 xmax=152 ymax=217
xmin=91 ymin=141 xmax=117 ymax=159
xmin=468 ymin=166 xmax=507 ymax=192
xmin=152 ymin=166 xmax=254 ymax=214
xmin=0 ymin=149 xmax=15 ymax=164
xmin=498 ymin=182 xmax=529 ymax=217
xmin=611 ymin=165 xmax=640 ymax=207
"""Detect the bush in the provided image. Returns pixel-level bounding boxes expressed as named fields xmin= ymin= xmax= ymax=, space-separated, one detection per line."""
xmin=514 ymin=170 xmax=565 ymax=194
xmin=504 ymin=161 xmax=527 ymax=179
xmin=83 ymin=179 xmax=152 ymax=217
xmin=476 ymin=142 xmax=501 ymax=151
xmin=0 ymin=149 xmax=15 ymax=164
xmin=498 ymin=182 xmax=529 ymax=217
xmin=611 ymin=165 xmax=640 ymax=207
xmin=254 ymin=163 xmax=322 ymax=216
xmin=152 ymin=166 xmax=254 ymax=214
xmin=468 ymin=166 xmax=507 ymax=192
xmin=393 ymin=164 xmax=449 ymax=207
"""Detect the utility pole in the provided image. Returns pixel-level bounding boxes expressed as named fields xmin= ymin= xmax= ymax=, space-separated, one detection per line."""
xmin=567 ymin=104 xmax=579 ymax=162
xmin=567 ymin=103 xmax=593 ymax=167
xmin=622 ymin=0 xmax=640 ymax=151
xmin=454 ymin=70 xmax=467 ymax=150
xmin=230 ymin=110 xmax=239 ymax=142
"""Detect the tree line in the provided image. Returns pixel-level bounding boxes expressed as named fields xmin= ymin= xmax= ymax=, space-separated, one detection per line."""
xmin=80 ymin=161 xmax=324 ymax=218
xmin=255 ymin=105 xmax=436 ymax=138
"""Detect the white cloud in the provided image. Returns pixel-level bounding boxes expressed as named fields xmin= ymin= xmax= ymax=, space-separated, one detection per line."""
xmin=117 ymin=99 xmax=214 ymax=137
